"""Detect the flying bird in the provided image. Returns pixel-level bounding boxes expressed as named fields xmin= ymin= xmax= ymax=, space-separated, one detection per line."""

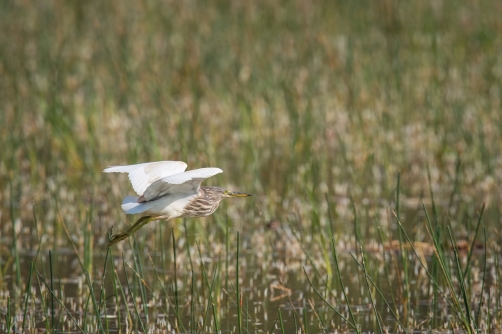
xmin=104 ymin=160 xmax=252 ymax=247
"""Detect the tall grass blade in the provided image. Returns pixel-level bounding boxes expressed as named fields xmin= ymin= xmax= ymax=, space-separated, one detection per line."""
xmin=463 ymin=203 xmax=485 ymax=279
xmin=475 ymin=228 xmax=488 ymax=327
xmin=146 ymin=253 xmax=177 ymax=329
xmin=197 ymin=242 xmax=219 ymax=329
xmin=171 ymin=227 xmax=185 ymax=332
xmin=35 ymin=268 xmax=85 ymax=333
xmin=303 ymin=266 xmax=356 ymax=329
xmin=447 ymin=226 xmax=475 ymax=332
xmin=5 ymin=296 xmax=12 ymax=333
xmin=98 ymin=247 xmax=111 ymax=314
xmin=395 ymin=209 xmax=470 ymax=329
xmin=49 ymin=250 xmax=55 ymax=331
xmin=349 ymin=250 xmax=404 ymax=330
xmin=22 ymin=261 xmax=35 ymax=331
xmin=59 ymin=206 xmax=105 ymax=333
xmin=212 ymin=302 xmax=220 ymax=334
xmin=303 ymin=306 xmax=309 ymax=334
xmin=122 ymin=253 xmax=146 ymax=333
xmin=184 ymin=220 xmax=194 ymax=273
xmin=277 ymin=309 xmax=285 ymax=334
xmin=9 ymin=181 xmax=21 ymax=287
xmin=190 ymin=270 xmax=195 ymax=332
xmin=236 ymin=231 xmax=242 ymax=334
xmin=376 ymin=226 xmax=398 ymax=317
xmin=357 ymin=246 xmax=384 ymax=333
xmin=395 ymin=173 xmax=409 ymax=308
xmin=331 ymin=238 xmax=359 ymax=332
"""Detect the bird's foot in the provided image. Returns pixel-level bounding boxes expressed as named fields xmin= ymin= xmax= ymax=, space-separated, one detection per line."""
xmin=106 ymin=216 xmax=154 ymax=248
xmin=107 ymin=232 xmax=131 ymax=248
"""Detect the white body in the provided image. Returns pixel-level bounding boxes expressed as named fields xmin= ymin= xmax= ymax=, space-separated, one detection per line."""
xmin=121 ymin=193 xmax=198 ymax=219
xmin=104 ymin=161 xmax=223 ymax=219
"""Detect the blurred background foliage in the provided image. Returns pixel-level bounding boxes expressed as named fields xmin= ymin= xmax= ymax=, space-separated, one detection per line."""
xmin=0 ymin=0 xmax=501 ymax=249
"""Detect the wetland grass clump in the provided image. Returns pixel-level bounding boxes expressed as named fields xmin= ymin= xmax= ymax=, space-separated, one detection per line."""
xmin=2 ymin=0 xmax=502 ymax=332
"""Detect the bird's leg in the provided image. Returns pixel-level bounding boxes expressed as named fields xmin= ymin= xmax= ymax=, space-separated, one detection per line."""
xmin=107 ymin=216 xmax=154 ymax=247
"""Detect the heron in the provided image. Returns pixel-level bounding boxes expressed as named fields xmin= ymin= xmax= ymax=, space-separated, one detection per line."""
xmin=104 ymin=160 xmax=253 ymax=247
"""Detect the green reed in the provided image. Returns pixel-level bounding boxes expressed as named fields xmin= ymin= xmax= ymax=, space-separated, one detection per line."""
xmin=122 ymin=253 xmax=146 ymax=333
xmin=171 ymin=228 xmax=185 ymax=333
xmin=236 ymin=231 xmax=242 ymax=334
xmin=21 ymin=261 xmax=34 ymax=331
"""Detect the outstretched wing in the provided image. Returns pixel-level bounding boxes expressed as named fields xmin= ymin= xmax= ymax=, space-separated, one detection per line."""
xmin=103 ymin=161 xmax=188 ymax=196
xmin=139 ymin=167 xmax=223 ymax=202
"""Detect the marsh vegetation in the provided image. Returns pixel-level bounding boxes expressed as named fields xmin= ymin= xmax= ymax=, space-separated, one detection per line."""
xmin=1 ymin=0 xmax=502 ymax=332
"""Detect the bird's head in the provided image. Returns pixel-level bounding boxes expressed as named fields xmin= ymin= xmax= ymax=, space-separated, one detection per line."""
xmin=222 ymin=188 xmax=254 ymax=198
xmin=202 ymin=186 xmax=253 ymax=200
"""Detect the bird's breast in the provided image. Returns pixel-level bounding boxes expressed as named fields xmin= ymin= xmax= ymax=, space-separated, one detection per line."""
xmin=181 ymin=197 xmax=221 ymax=218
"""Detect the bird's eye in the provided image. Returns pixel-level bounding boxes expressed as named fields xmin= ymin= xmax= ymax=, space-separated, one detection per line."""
xmin=224 ymin=190 xmax=230 ymax=195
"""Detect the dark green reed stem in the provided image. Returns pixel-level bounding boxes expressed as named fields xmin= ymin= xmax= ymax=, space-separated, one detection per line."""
xmin=497 ymin=253 xmax=501 ymax=320
xmin=349 ymin=250 xmax=404 ymax=330
xmin=289 ymin=219 xmax=324 ymax=281
xmin=212 ymin=303 xmax=220 ymax=333
xmin=475 ymin=228 xmax=488 ymax=327
xmin=146 ymin=253 xmax=177 ymax=330
xmin=5 ymin=296 xmax=12 ymax=333
xmin=84 ymin=201 xmax=93 ymax=275
xmin=278 ymin=309 xmax=285 ymax=334
xmin=236 ymin=231 xmax=242 ymax=334
xmin=122 ymin=253 xmax=146 ymax=333
xmin=331 ymin=238 xmax=360 ymax=332
xmin=98 ymin=247 xmax=111 ymax=314
xmin=35 ymin=269 xmax=85 ymax=333
xmin=395 ymin=173 xmax=409 ymax=306
xmin=246 ymin=295 xmax=250 ymax=333
xmin=159 ymin=223 xmax=167 ymax=286
xmin=303 ymin=306 xmax=309 ymax=334
xmin=190 ymin=270 xmax=195 ymax=332
xmin=448 ymin=226 xmax=475 ymax=332
xmin=56 ymin=273 xmax=65 ymax=329
xmin=49 ymin=250 xmax=55 ymax=331
xmin=60 ymin=208 xmax=104 ymax=333
xmin=225 ymin=214 xmax=229 ymax=296
xmin=184 ymin=220 xmax=194 ymax=273
xmin=357 ymin=246 xmax=384 ymax=333
xmin=82 ymin=291 xmax=91 ymax=332
xmin=32 ymin=206 xmax=42 ymax=266
xmin=447 ymin=154 xmax=462 ymax=212
xmin=325 ymin=193 xmax=335 ymax=236
xmin=303 ymin=266 xmax=356 ymax=330
xmin=10 ymin=182 xmax=21 ymax=286
xmin=396 ymin=209 xmax=468 ymax=329
xmin=376 ymin=226 xmax=398 ymax=319
xmin=132 ymin=237 xmax=149 ymax=322
xmin=197 ymin=242 xmax=219 ymax=330
xmin=171 ymin=227 xmax=184 ymax=332
xmin=395 ymin=173 xmax=400 ymax=219
xmin=108 ymin=242 xmax=126 ymax=327
xmin=22 ymin=261 xmax=35 ymax=330
xmin=463 ymin=203 xmax=485 ymax=279
xmin=35 ymin=273 xmax=50 ymax=330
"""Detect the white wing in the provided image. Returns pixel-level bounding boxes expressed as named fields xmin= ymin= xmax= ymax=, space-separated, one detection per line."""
xmin=140 ymin=167 xmax=223 ymax=202
xmin=103 ymin=161 xmax=188 ymax=196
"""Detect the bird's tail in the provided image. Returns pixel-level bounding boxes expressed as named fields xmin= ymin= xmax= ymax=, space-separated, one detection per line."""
xmin=121 ymin=196 xmax=156 ymax=214
xmin=121 ymin=196 xmax=140 ymax=213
